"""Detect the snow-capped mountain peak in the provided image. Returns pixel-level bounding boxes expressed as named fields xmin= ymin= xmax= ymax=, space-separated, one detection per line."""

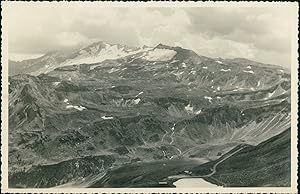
xmin=9 ymin=41 xmax=154 ymax=75
xmin=62 ymin=41 xmax=154 ymax=67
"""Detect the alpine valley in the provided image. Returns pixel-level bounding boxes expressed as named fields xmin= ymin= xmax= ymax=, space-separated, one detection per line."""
xmin=8 ymin=41 xmax=291 ymax=188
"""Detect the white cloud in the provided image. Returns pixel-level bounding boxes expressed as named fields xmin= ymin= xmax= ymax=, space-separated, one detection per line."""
xmin=55 ymin=32 xmax=88 ymax=47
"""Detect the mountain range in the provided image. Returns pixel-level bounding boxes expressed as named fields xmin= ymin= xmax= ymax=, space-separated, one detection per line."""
xmin=8 ymin=41 xmax=291 ymax=188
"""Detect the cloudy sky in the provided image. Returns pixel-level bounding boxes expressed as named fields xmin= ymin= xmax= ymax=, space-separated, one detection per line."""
xmin=5 ymin=3 xmax=297 ymax=68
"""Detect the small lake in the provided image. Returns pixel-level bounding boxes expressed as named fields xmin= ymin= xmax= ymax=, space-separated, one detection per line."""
xmin=173 ymin=178 xmax=220 ymax=188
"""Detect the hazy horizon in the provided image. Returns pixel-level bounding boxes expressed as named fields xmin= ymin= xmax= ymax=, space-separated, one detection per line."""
xmin=6 ymin=4 xmax=296 ymax=68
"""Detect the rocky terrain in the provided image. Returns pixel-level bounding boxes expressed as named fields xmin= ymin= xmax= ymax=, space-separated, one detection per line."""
xmin=8 ymin=41 xmax=291 ymax=188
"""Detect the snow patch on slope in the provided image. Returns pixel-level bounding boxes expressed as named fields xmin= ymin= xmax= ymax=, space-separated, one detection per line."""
xmin=220 ymin=68 xmax=231 ymax=72
xmin=101 ymin=116 xmax=114 ymax=120
xmin=185 ymin=103 xmax=202 ymax=115
xmin=53 ymin=82 xmax=61 ymax=86
xmin=143 ymin=48 xmax=177 ymax=61
xmin=195 ymin=109 xmax=202 ymax=115
xmin=257 ymin=81 xmax=261 ymax=87
xmin=189 ymin=70 xmax=196 ymax=75
xmin=243 ymin=70 xmax=254 ymax=74
xmin=204 ymin=96 xmax=213 ymax=103
xmin=66 ymin=105 xmax=86 ymax=111
xmin=185 ymin=103 xmax=193 ymax=113
xmin=135 ymin=91 xmax=144 ymax=97
xmin=133 ymin=98 xmax=141 ymax=104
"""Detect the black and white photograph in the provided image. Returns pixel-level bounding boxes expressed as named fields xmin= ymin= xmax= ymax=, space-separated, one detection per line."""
xmin=1 ymin=2 xmax=298 ymax=193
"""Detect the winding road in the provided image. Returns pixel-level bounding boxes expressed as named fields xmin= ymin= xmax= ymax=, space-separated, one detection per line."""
xmin=168 ymin=147 xmax=244 ymax=180
xmin=200 ymin=147 xmax=244 ymax=177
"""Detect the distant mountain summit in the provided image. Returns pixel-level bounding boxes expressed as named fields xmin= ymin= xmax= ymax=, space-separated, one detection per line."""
xmin=9 ymin=41 xmax=288 ymax=76
xmin=8 ymin=41 xmax=152 ymax=76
